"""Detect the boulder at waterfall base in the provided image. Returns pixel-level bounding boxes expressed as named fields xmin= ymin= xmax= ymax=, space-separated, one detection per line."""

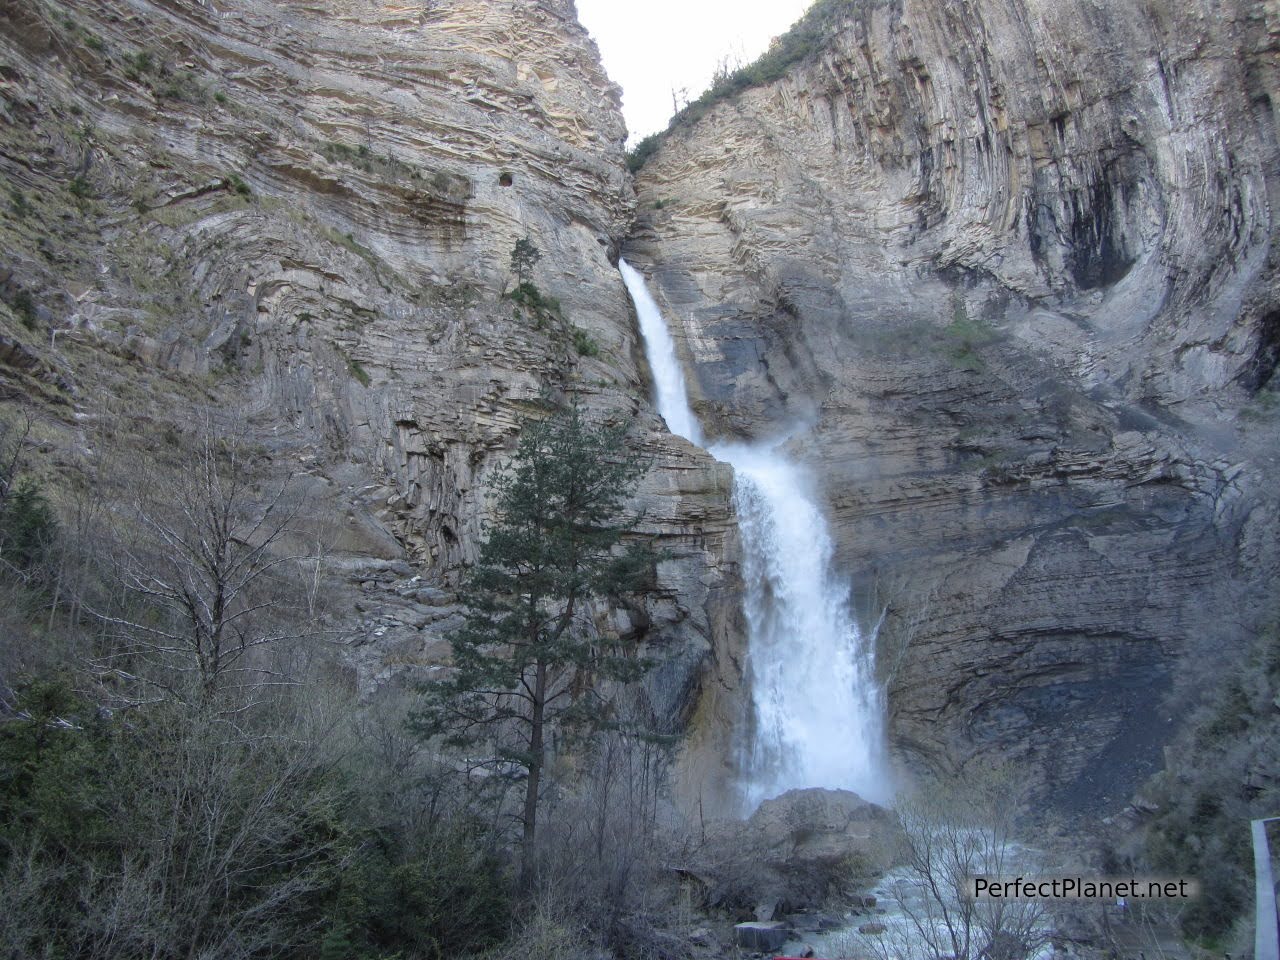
xmin=680 ymin=788 xmax=899 ymax=916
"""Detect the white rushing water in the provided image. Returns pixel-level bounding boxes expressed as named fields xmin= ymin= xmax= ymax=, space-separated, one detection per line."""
xmin=619 ymin=260 xmax=703 ymax=446
xmin=619 ymin=260 xmax=888 ymax=811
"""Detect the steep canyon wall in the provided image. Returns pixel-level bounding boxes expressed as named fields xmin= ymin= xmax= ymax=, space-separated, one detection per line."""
xmin=627 ymin=0 xmax=1280 ymax=809
xmin=0 ymin=0 xmax=742 ymax=770
xmin=3 ymin=0 xmax=1278 ymax=817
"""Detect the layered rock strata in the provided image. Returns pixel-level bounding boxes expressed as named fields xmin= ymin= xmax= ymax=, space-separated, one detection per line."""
xmin=628 ymin=0 xmax=1280 ymax=809
xmin=0 ymin=0 xmax=742 ymax=759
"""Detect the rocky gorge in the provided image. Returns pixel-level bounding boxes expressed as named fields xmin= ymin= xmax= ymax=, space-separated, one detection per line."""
xmin=0 ymin=0 xmax=1278 ymax=950
xmin=0 ymin=0 xmax=745 ymax=790
xmin=628 ymin=0 xmax=1280 ymax=813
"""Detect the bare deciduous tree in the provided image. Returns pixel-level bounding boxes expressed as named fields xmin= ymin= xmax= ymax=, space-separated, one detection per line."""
xmin=0 ymin=691 xmax=353 ymax=960
xmin=90 ymin=425 xmax=318 ymax=711
xmin=856 ymin=769 xmax=1051 ymax=960
xmin=528 ymin=695 xmax=680 ymax=960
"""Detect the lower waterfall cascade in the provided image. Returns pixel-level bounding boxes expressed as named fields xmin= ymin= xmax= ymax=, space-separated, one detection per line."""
xmin=619 ymin=260 xmax=890 ymax=811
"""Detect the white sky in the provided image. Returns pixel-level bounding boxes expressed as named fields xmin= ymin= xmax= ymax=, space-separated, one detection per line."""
xmin=575 ymin=0 xmax=815 ymax=144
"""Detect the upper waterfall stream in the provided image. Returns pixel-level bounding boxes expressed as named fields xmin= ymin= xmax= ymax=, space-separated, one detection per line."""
xmin=619 ymin=260 xmax=889 ymax=811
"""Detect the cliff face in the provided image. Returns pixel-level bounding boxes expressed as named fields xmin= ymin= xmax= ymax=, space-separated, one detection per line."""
xmin=6 ymin=0 xmax=1278 ymax=818
xmin=0 ymin=0 xmax=741 ymax=740
xmin=628 ymin=0 xmax=1280 ymax=808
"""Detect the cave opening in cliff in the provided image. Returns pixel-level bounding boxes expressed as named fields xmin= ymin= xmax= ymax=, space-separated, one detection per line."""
xmin=1242 ymin=309 xmax=1280 ymax=394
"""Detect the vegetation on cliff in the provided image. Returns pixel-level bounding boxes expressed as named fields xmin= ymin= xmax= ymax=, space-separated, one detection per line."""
xmin=413 ymin=402 xmax=659 ymax=880
xmin=627 ymin=0 xmax=858 ymax=172
xmin=0 ymin=407 xmax=677 ymax=960
xmin=1136 ymin=624 xmax=1280 ymax=946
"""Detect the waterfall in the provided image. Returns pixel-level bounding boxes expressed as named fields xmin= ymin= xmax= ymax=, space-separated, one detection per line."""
xmin=619 ymin=260 xmax=702 ymax=446
xmin=619 ymin=259 xmax=889 ymax=811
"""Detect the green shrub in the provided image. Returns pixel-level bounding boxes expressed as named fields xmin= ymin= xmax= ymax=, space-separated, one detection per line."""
xmin=322 ymin=825 xmax=511 ymax=959
xmin=507 ymin=281 xmax=562 ymax=330
xmin=508 ymin=281 xmax=557 ymax=313
xmin=322 ymin=141 xmax=371 ymax=171
xmin=626 ymin=133 xmax=662 ymax=173
xmin=941 ymin=303 xmax=1000 ymax=371
xmin=321 ymin=141 xmax=418 ymax=183
xmin=155 ymin=70 xmax=205 ymax=103
xmin=11 ymin=290 xmax=37 ymax=330
xmin=347 ymin=358 xmax=372 ymax=387
xmin=8 ymin=188 xmax=31 ymax=219
xmin=1141 ymin=624 xmax=1280 ymax=944
xmin=123 ymin=50 xmax=155 ymax=82
xmin=0 ymin=693 xmax=364 ymax=960
xmin=572 ymin=327 xmax=600 ymax=358
xmin=0 ymin=677 xmax=114 ymax=849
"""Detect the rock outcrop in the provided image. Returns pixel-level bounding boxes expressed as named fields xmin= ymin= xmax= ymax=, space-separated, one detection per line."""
xmin=0 ymin=0 xmax=742 ymax=753
xmin=5 ymin=0 xmax=1278 ymax=819
xmin=680 ymin=787 xmax=898 ymax=917
xmin=628 ymin=0 xmax=1280 ymax=810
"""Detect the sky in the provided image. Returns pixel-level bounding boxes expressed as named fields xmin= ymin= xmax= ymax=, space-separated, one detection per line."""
xmin=574 ymin=0 xmax=815 ymax=145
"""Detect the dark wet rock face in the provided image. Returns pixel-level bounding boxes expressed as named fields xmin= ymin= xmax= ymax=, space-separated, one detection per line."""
xmin=629 ymin=0 xmax=1280 ymax=812
xmin=1 ymin=0 xmax=1277 ymax=820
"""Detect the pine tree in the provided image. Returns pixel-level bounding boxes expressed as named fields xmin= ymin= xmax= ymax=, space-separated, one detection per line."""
xmin=509 ymin=236 xmax=541 ymax=288
xmin=413 ymin=401 xmax=656 ymax=878
xmin=0 ymin=478 xmax=56 ymax=573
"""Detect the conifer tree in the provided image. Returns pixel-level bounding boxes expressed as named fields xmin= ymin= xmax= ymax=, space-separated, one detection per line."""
xmin=414 ymin=401 xmax=656 ymax=878
xmin=509 ymin=236 xmax=541 ymax=288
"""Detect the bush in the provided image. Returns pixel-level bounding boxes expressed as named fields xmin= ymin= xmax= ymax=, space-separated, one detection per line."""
xmin=347 ymin=357 xmax=372 ymax=387
xmin=626 ymin=133 xmax=662 ymax=173
xmin=10 ymin=290 xmax=37 ymax=330
xmin=942 ymin=310 xmax=1000 ymax=371
xmin=507 ymin=280 xmax=562 ymax=330
xmin=0 ymin=469 xmax=513 ymax=960
xmin=627 ymin=0 xmax=857 ymax=172
xmin=322 ymin=823 xmax=511 ymax=958
xmin=0 ymin=683 xmax=359 ymax=960
xmin=155 ymin=70 xmax=205 ymax=103
xmin=1140 ymin=623 xmax=1280 ymax=944
xmin=8 ymin=189 xmax=31 ymax=220
xmin=125 ymin=50 xmax=155 ymax=77
xmin=0 ymin=478 xmax=56 ymax=572
xmin=572 ymin=327 xmax=600 ymax=358
xmin=489 ymin=897 xmax=584 ymax=960
xmin=0 ymin=678 xmax=123 ymax=851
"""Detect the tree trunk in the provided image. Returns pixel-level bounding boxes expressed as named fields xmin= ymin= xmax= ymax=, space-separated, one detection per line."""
xmin=520 ymin=658 xmax=548 ymax=884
